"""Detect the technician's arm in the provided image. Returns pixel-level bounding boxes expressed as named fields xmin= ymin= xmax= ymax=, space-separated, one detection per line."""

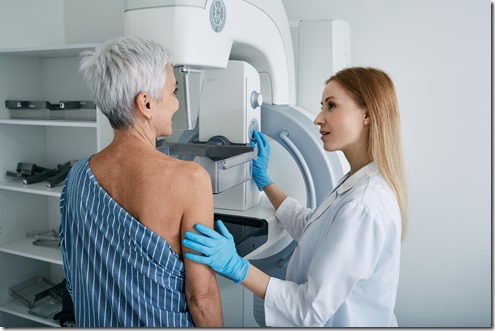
xmin=252 ymin=130 xmax=313 ymax=241
xmin=263 ymin=183 xmax=287 ymax=210
xmin=251 ymin=131 xmax=287 ymax=210
xmin=183 ymin=220 xmax=271 ymax=300
xmin=240 ymin=264 xmax=271 ymax=300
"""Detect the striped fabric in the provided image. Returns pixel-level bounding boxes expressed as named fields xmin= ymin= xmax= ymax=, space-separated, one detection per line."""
xmin=59 ymin=156 xmax=193 ymax=327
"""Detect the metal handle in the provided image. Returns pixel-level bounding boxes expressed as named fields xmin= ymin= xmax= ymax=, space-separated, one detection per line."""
xmin=279 ymin=130 xmax=316 ymax=209
xmin=157 ymin=141 xmax=256 ymax=169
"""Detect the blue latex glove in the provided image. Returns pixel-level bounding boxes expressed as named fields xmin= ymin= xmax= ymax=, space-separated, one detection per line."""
xmin=183 ymin=220 xmax=250 ymax=284
xmin=250 ymin=130 xmax=274 ymax=191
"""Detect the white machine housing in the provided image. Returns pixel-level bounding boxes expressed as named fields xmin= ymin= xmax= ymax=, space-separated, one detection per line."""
xmin=124 ymin=0 xmax=347 ymax=327
xmin=198 ymin=60 xmax=262 ymax=210
xmin=125 ymin=0 xmax=295 ymax=105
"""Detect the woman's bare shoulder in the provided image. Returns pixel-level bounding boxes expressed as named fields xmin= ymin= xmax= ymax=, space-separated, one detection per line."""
xmin=153 ymin=152 xmax=211 ymax=192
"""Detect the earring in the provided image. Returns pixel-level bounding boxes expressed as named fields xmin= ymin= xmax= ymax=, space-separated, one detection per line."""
xmin=146 ymin=115 xmax=152 ymax=121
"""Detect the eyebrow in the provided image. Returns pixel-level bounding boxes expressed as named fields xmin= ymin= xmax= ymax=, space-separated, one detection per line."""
xmin=321 ymin=96 xmax=336 ymax=105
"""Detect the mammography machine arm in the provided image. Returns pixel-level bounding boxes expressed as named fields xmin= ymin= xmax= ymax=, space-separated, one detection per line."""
xmin=125 ymin=0 xmax=295 ymax=105
xmin=124 ymin=0 xmax=343 ymax=207
xmin=124 ymin=1 xmax=345 ymax=326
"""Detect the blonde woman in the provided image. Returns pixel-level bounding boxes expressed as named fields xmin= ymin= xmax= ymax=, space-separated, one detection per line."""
xmin=183 ymin=67 xmax=407 ymax=327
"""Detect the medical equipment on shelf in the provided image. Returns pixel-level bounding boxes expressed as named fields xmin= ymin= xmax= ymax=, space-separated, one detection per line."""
xmin=124 ymin=0 xmax=345 ymax=326
xmin=5 ymin=161 xmax=74 ymax=187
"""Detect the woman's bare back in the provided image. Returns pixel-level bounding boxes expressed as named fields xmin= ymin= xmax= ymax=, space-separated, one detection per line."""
xmin=89 ymin=141 xmax=210 ymax=254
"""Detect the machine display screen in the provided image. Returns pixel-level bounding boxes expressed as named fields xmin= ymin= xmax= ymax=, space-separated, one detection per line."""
xmin=214 ymin=213 xmax=268 ymax=257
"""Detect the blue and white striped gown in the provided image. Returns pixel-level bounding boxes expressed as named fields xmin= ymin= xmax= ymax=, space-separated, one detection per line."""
xmin=59 ymin=156 xmax=193 ymax=327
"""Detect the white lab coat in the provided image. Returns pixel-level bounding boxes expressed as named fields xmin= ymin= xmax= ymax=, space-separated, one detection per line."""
xmin=264 ymin=163 xmax=401 ymax=327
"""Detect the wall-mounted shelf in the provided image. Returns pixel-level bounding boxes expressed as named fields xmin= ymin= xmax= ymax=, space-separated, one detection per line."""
xmin=0 ymin=43 xmax=112 ymax=327
xmin=0 ymin=180 xmax=63 ymax=197
xmin=0 ymin=118 xmax=97 ymax=128
xmin=0 ymin=237 xmax=62 ymax=265
xmin=0 ymin=300 xmax=60 ymax=327
xmin=0 ymin=43 xmax=98 ymax=58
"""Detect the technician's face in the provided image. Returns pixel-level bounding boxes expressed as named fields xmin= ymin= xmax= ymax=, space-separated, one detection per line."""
xmin=155 ymin=64 xmax=179 ymax=136
xmin=314 ymin=80 xmax=369 ymax=155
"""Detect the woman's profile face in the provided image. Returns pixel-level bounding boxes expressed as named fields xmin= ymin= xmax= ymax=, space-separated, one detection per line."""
xmin=314 ymin=80 xmax=369 ymax=156
xmin=153 ymin=64 xmax=179 ymax=136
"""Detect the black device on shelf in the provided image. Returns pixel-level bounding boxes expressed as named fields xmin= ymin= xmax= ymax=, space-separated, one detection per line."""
xmin=5 ymin=100 xmax=95 ymax=110
xmin=4 ymin=161 xmax=73 ymax=187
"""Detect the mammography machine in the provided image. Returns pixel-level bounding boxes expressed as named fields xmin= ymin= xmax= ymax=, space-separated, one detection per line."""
xmin=124 ymin=0 xmax=348 ymax=326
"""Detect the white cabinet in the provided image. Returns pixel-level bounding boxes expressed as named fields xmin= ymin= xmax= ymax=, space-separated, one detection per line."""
xmin=0 ymin=44 xmax=113 ymax=327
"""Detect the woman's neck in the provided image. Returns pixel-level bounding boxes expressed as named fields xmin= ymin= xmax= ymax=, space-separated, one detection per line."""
xmin=112 ymin=127 xmax=156 ymax=150
xmin=344 ymin=148 xmax=371 ymax=176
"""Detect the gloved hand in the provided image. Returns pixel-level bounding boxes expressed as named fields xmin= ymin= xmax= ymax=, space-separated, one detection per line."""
xmin=183 ymin=220 xmax=250 ymax=284
xmin=250 ymin=130 xmax=274 ymax=191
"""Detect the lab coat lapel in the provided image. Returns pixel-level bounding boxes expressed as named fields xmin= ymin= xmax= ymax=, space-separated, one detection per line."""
xmin=304 ymin=173 xmax=350 ymax=229
xmin=303 ymin=162 xmax=379 ymax=231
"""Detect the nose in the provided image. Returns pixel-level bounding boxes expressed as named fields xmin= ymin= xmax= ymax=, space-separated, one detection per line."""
xmin=314 ymin=110 xmax=324 ymax=126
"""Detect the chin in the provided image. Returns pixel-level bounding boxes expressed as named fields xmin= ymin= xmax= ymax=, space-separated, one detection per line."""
xmin=322 ymin=143 xmax=338 ymax=152
xmin=162 ymin=128 xmax=173 ymax=136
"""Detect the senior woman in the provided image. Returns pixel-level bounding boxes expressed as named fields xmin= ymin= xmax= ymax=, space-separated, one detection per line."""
xmin=59 ymin=36 xmax=223 ymax=327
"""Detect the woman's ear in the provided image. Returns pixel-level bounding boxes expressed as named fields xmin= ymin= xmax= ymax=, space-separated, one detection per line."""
xmin=135 ymin=92 xmax=152 ymax=119
xmin=363 ymin=109 xmax=371 ymax=126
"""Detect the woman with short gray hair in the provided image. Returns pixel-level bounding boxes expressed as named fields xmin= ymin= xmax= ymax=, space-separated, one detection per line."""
xmin=59 ymin=36 xmax=223 ymax=327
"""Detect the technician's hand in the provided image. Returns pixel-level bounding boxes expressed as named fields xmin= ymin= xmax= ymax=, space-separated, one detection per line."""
xmin=250 ymin=130 xmax=274 ymax=191
xmin=183 ymin=220 xmax=250 ymax=284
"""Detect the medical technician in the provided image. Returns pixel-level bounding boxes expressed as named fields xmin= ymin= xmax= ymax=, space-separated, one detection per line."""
xmin=183 ymin=67 xmax=408 ymax=327
xmin=59 ymin=36 xmax=223 ymax=327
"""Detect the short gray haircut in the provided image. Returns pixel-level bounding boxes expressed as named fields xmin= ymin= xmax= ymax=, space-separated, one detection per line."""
xmin=79 ymin=36 xmax=174 ymax=130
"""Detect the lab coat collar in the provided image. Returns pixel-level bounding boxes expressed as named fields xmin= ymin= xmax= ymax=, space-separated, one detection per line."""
xmin=305 ymin=163 xmax=379 ymax=230
xmin=336 ymin=162 xmax=379 ymax=195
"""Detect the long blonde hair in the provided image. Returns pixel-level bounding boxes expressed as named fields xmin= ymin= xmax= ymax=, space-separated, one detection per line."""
xmin=328 ymin=67 xmax=408 ymax=240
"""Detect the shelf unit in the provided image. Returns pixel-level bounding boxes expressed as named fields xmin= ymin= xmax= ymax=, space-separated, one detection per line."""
xmin=0 ymin=118 xmax=97 ymax=128
xmin=0 ymin=44 xmax=113 ymax=327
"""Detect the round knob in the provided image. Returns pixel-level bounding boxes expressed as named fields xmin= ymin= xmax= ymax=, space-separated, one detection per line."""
xmin=206 ymin=135 xmax=231 ymax=146
xmin=206 ymin=135 xmax=231 ymax=161
xmin=250 ymin=91 xmax=263 ymax=109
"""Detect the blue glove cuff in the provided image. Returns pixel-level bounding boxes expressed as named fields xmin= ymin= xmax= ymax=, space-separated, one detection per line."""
xmin=255 ymin=177 xmax=273 ymax=191
xmin=233 ymin=258 xmax=250 ymax=283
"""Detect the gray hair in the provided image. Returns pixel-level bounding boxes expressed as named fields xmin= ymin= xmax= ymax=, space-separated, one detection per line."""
xmin=79 ymin=36 xmax=174 ymax=130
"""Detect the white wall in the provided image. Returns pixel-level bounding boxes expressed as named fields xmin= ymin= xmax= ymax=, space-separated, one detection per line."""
xmin=0 ymin=0 xmax=64 ymax=48
xmin=282 ymin=0 xmax=491 ymax=327
xmin=0 ymin=0 xmax=490 ymax=327
xmin=0 ymin=0 xmax=125 ymax=49
xmin=63 ymin=0 xmax=125 ymax=44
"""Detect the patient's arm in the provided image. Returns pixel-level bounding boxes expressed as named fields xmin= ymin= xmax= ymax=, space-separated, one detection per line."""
xmin=180 ymin=162 xmax=224 ymax=327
